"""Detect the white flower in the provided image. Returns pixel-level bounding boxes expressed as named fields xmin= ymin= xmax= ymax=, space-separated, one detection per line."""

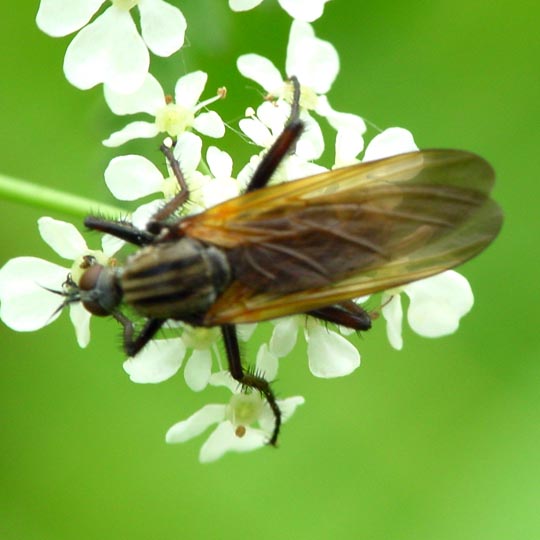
xmin=333 ymin=127 xmax=365 ymax=169
xmin=237 ymin=20 xmax=365 ymax=148
xmin=362 ymin=127 xmax=419 ymax=163
xmin=103 ymin=72 xmax=225 ymax=146
xmin=381 ymin=271 xmax=474 ymax=350
xmin=123 ymin=337 xmax=186 ymax=383
xmin=269 ymin=317 xmax=360 ymax=378
xmin=229 ymin=0 xmax=330 ymax=23
xmin=331 ymin=125 xmax=420 ymax=186
xmin=123 ymin=326 xmax=219 ymax=389
xmin=36 ymin=0 xmax=187 ymax=93
xmin=202 ymin=146 xmax=243 ymax=207
xmin=123 ymin=323 xmax=259 ymax=391
xmin=166 ymin=370 xmax=304 ymax=462
xmin=0 ymin=217 xmax=120 ymax=347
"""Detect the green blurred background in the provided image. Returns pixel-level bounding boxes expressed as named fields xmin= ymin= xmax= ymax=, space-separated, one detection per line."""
xmin=1 ymin=1 xmax=539 ymax=539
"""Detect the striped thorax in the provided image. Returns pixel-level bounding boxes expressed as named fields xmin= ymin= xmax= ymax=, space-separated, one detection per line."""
xmin=121 ymin=238 xmax=231 ymax=323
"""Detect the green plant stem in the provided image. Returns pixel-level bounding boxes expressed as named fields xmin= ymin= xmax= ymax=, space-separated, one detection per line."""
xmin=0 ymin=173 xmax=125 ymax=220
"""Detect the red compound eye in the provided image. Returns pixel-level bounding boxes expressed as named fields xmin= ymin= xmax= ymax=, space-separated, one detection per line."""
xmin=78 ymin=265 xmax=122 ymax=317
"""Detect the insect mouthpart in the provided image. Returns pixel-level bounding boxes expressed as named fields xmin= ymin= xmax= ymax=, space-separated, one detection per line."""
xmin=78 ymin=264 xmax=123 ymax=317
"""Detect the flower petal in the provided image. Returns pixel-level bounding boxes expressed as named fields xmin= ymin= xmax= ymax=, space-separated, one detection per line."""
xmin=405 ymin=271 xmax=474 ymax=338
xmin=166 ymin=404 xmax=226 ymax=444
xmin=257 ymin=100 xmax=289 ymax=134
xmin=209 ymin=370 xmax=239 ymax=394
xmin=101 ymin=234 xmax=125 ymax=257
xmin=237 ymin=54 xmax=283 ymax=94
xmin=363 ymin=127 xmax=418 ymax=162
xmin=296 ymin=113 xmax=324 ymax=160
xmin=69 ymin=303 xmax=91 ymax=348
xmin=229 ymin=0 xmax=263 ymax=11
xmin=269 ymin=317 xmax=298 ymax=357
xmin=316 ymin=96 xmax=366 ymax=165
xmin=36 ymin=0 xmax=105 ymax=37
xmin=103 ymin=121 xmax=160 ymax=147
xmin=200 ymin=177 xmax=237 ymax=206
xmin=173 ymin=132 xmax=202 ymax=175
xmin=105 ymin=154 xmax=164 ymax=200
xmin=138 ymin=0 xmax=186 ymax=57
xmin=286 ymin=21 xmax=339 ymax=94
xmin=236 ymin=155 xmax=260 ymax=190
xmin=199 ymin=422 xmax=267 ymax=463
xmin=207 ymin=147 xmax=233 ymax=179
xmin=256 ymin=344 xmax=279 ymax=382
xmin=123 ymin=338 xmax=186 ymax=383
xmin=104 ymin=73 xmax=165 ymax=115
xmin=174 ymin=71 xmax=207 ymax=108
xmin=281 ymin=155 xmax=327 ymax=181
xmin=132 ymin=200 xmax=163 ymax=228
xmin=239 ymin=117 xmax=271 ymax=147
xmin=193 ymin=111 xmax=225 ymax=138
xmin=184 ymin=349 xmax=212 ymax=392
xmin=335 ymin=128 xmax=363 ymax=167
xmin=237 ymin=323 xmax=257 ymax=342
xmin=307 ymin=325 xmax=360 ymax=378
xmin=202 ymin=178 xmax=239 ymax=208
xmin=381 ymin=293 xmax=403 ymax=350
xmin=278 ymin=0 xmax=329 ymax=22
xmin=0 ymin=257 xmax=68 ymax=331
xmin=316 ymin=96 xmax=366 ymax=133
xmin=38 ymin=217 xmax=87 ymax=259
xmin=279 ymin=395 xmax=306 ymax=422
xmin=64 ymin=7 xmax=149 ymax=93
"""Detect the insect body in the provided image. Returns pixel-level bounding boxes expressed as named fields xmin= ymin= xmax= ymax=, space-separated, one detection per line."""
xmin=121 ymin=239 xmax=230 ymax=324
xmin=71 ymin=80 xmax=503 ymax=445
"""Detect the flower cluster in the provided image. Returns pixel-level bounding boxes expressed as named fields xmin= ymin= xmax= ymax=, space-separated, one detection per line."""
xmin=0 ymin=1 xmax=476 ymax=462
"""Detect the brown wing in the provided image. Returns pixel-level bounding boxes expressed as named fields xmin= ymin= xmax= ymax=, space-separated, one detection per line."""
xmin=179 ymin=149 xmax=502 ymax=325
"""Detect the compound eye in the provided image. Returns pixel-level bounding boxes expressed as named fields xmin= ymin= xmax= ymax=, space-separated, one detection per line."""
xmin=78 ymin=265 xmax=112 ymax=317
xmin=78 ymin=264 xmax=102 ymax=292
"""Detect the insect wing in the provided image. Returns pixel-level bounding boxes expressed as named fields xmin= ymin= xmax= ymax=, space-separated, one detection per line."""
xmin=180 ymin=149 xmax=502 ymax=324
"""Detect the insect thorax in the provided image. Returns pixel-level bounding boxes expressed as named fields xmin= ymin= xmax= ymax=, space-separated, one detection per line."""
xmin=121 ymin=238 xmax=231 ymax=324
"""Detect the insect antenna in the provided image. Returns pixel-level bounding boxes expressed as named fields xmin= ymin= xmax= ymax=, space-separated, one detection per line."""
xmin=40 ymin=275 xmax=82 ymax=324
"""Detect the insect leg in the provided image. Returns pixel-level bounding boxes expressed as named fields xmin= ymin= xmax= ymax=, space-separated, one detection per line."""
xmin=308 ymin=301 xmax=372 ymax=331
xmin=112 ymin=313 xmax=165 ymax=356
xmin=85 ymin=216 xmax=155 ymax=246
xmin=221 ymin=324 xmax=282 ymax=446
xmin=147 ymin=143 xmax=191 ymax=226
xmin=246 ymin=76 xmax=304 ymax=193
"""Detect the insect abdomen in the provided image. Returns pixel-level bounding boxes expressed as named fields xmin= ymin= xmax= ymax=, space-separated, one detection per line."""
xmin=121 ymin=238 xmax=230 ymax=324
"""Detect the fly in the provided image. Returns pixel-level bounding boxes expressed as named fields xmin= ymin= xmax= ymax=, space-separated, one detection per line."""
xmin=62 ymin=78 xmax=503 ymax=445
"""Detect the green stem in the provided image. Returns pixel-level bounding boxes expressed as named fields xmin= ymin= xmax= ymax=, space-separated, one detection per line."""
xmin=0 ymin=173 xmax=125 ymax=220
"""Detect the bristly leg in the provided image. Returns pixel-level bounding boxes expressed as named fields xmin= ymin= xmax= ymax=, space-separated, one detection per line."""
xmin=84 ymin=216 xmax=155 ymax=246
xmin=148 ymin=142 xmax=191 ymax=227
xmin=221 ymin=324 xmax=282 ymax=446
xmin=208 ymin=78 xmax=305 ymax=446
xmin=246 ymin=76 xmax=304 ymax=193
xmin=308 ymin=301 xmax=372 ymax=331
xmin=86 ymin=140 xmax=192 ymax=242
xmin=112 ymin=313 xmax=165 ymax=357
